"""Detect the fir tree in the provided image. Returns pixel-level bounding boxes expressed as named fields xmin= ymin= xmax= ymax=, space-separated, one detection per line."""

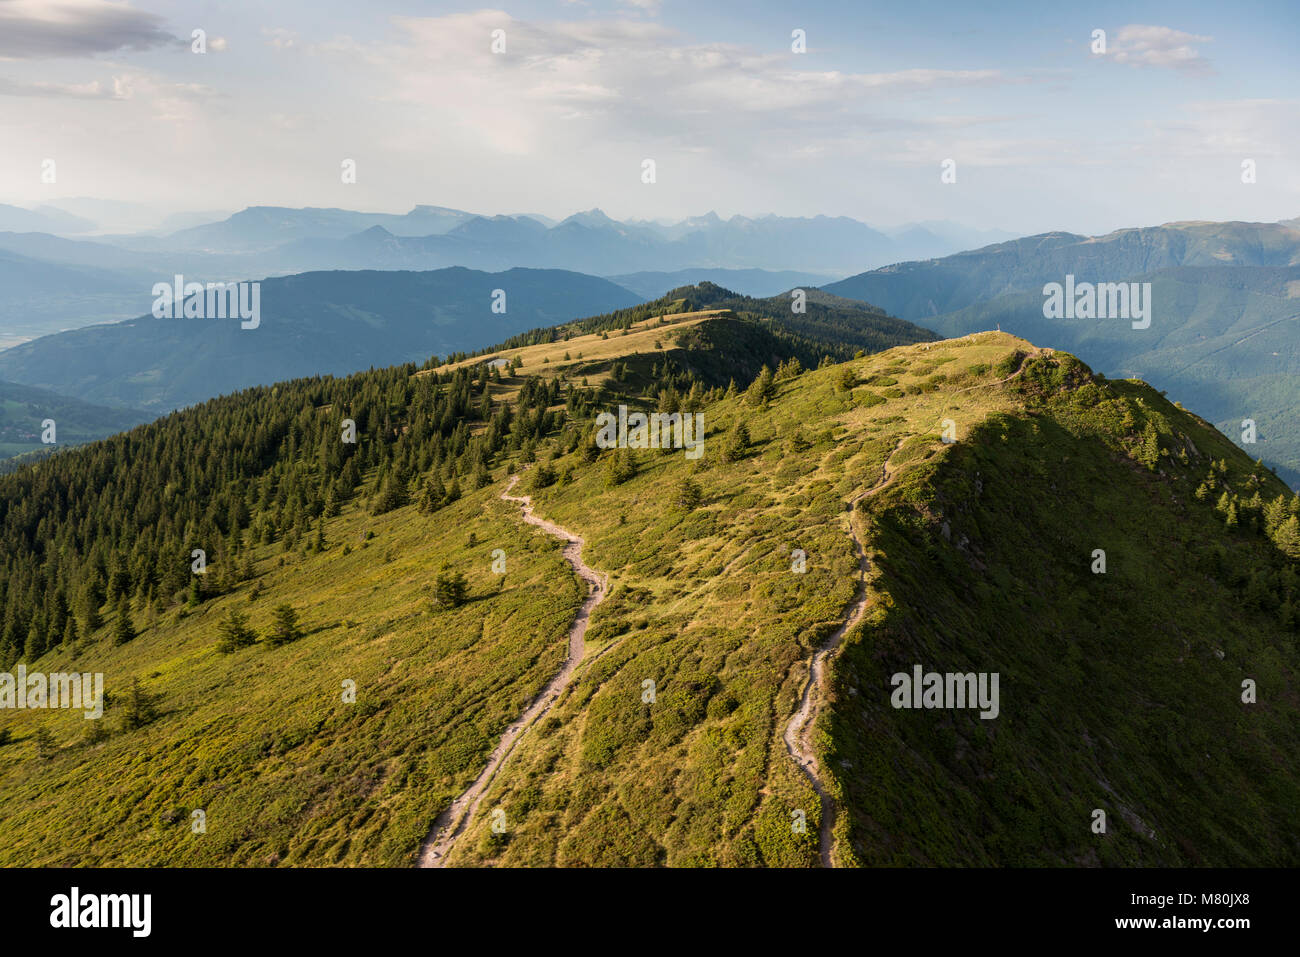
xmin=268 ymin=604 xmax=302 ymax=646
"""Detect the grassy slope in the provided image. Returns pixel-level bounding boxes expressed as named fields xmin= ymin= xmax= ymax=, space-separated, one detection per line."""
xmin=0 ymin=483 xmax=584 ymax=865
xmin=915 ymin=267 xmax=1300 ymax=485
xmin=2 ymin=328 xmax=1296 ymax=867
xmin=441 ymin=332 xmax=1300 ymax=867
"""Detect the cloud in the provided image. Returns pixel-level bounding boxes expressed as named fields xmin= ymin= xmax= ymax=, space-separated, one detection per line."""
xmin=323 ymin=11 xmax=1017 ymax=159
xmin=1106 ymin=24 xmax=1213 ymax=75
xmin=1143 ymin=99 xmax=1300 ymax=159
xmin=262 ymin=27 xmax=297 ymax=51
xmin=0 ymin=0 xmax=178 ymax=59
xmin=0 ymin=73 xmax=122 ymax=97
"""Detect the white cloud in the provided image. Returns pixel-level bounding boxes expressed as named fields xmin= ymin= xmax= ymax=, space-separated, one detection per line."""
xmin=324 ymin=12 xmax=1015 ymax=158
xmin=0 ymin=74 xmax=119 ymax=97
xmin=262 ymin=28 xmax=297 ymax=51
xmin=1107 ymin=24 xmax=1213 ymax=75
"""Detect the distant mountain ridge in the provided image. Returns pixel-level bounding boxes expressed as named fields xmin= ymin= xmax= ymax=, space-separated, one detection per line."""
xmin=823 ymin=219 xmax=1300 ymax=485
xmin=0 ymin=380 xmax=149 ymax=465
xmin=0 ymin=267 xmax=641 ymax=412
xmin=63 ymin=205 xmax=1014 ymax=277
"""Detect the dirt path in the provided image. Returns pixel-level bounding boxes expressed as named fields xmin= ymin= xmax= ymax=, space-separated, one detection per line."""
xmin=782 ymin=438 xmax=905 ymax=867
xmin=417 ymin=475 xmax=607 ymax=868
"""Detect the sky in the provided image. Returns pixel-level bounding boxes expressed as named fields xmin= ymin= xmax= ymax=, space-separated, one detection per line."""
xmin=0 ymin=0 xmax=1296 ymax=236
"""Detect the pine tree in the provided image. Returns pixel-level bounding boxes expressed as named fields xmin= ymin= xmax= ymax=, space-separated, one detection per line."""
xmin=723 ymin=421 xmax=751 ymax=462
xmin=33 ymin=725 xmax=56 ymax=759
xmin=676 ymin=476 xmax=703 ymax=511
xmin=216 ymin=609 xmax=257 ymax=653
xmin=120 ymin=677 xmax=160 ymax=731
xmin=1271 ymin=515 xmax=1300 ymax=559
xmin=744 ymin=366 xmax=776 ymax=406
xmin=1137 ymin=422 xmax=1160 ymax=470
xmin=433 ymin=565 xmax=469 ymax=609
xmin=268 ymin=604 xmax=302 ymax=646
xmin=604 ymin=448 xmax=636 ymax=487
xmin=419 ymin=472 xmax=447 ymax=514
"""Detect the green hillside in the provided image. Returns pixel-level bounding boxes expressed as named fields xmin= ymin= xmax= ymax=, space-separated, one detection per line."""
xmin=0 ymin=317 xmax=1296 ymax=867
xmin=823 ymin=222 xmax=1300 ymax=485
xmin=0 ymin=380 xmax=150 ymax=465
xmin=910 ymin=266 xmax=1300 ymax=485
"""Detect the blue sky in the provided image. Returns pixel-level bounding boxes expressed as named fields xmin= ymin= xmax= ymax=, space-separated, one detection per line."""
xmin=0 ymin=0 xmax=1295 ymax=235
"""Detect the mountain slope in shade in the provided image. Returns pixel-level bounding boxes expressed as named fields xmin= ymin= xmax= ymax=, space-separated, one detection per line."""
xmin=0 ymin=267 xmax=641 ymax=412
xmin=823 ymin=221 xmax=1300 ymax=319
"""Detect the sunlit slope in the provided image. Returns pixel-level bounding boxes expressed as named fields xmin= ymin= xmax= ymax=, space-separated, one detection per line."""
xmin=0 ymin=481 xmax=588 ymax=865
xmin=436 ymin=332 xmax=1300 ymax=867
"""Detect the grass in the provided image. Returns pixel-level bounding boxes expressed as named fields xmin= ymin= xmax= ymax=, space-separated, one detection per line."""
xmin=3 ymin=330 xmax=1297 ymax=867
xmin=0 ymin=481 xmax=584 ymax=865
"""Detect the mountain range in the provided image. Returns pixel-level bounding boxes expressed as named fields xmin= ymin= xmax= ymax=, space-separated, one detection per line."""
xmin=0 ymin=268 xmax=641 ymax=412
xmin=825 ymin=220 xmax=1300 ymax=484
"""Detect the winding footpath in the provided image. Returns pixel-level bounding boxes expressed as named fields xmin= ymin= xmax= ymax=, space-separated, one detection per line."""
xmin=782 ymin=439 xmax=903 ymax=868
xmin=417 ymin=475 xmax=607 ymax=868
xmin=781 ymin=341 xmax=1047 ymax=866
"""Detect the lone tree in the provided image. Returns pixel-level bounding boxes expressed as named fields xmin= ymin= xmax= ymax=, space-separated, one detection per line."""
xmin=268 ymin=604 xmax=303 ymax=646
xmin=215 ymin=609 xmax=257 ymax=653
xmin=676 ymin=476 xmax=703 ymax=511
xmin=32 ymin=725 xmax=56 ymax=759
xmin=722 ymin=421 xmax=751 ymax=463
xmin=120 ymin=677 xmax=160 ymax=731
xmin=744 ymin=365 xmax=776 ymax=406
xmin=419 ymin=472 xmax=448 ymax=514
xmin=433 ymin=565 xmax=469 ymax=609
